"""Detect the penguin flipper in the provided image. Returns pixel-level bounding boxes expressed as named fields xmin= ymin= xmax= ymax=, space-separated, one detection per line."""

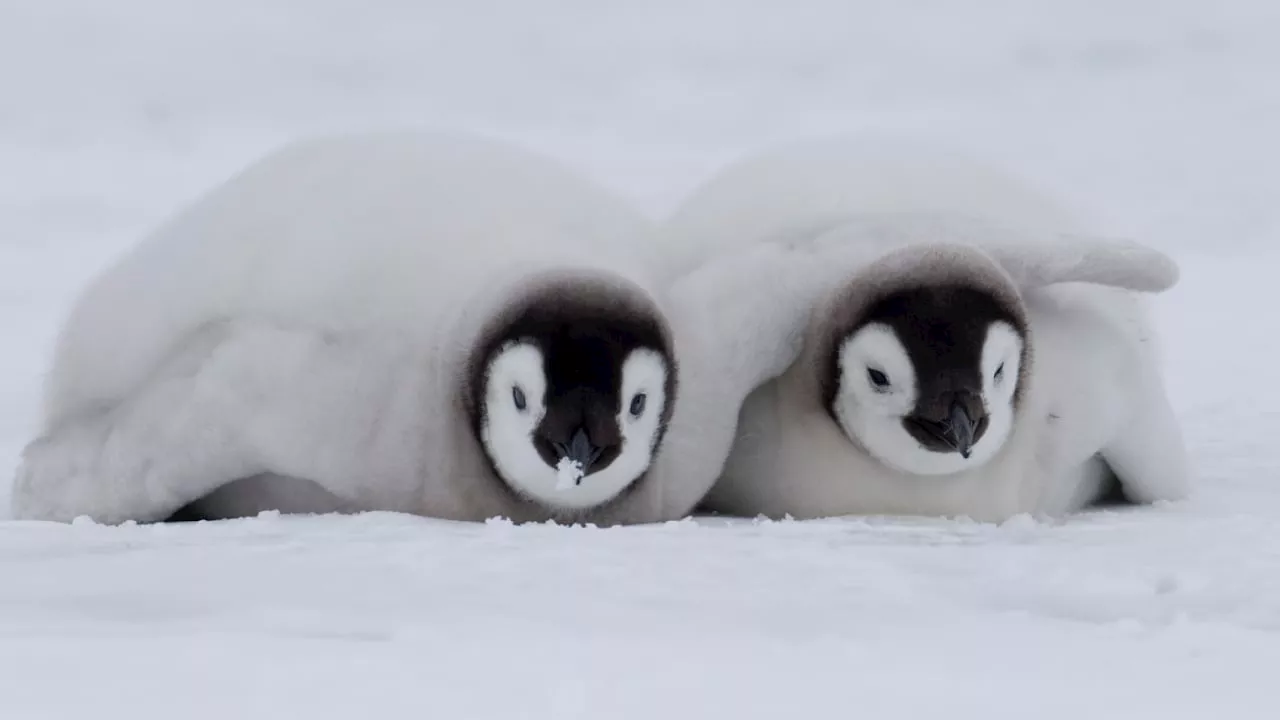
xmin=654 ymin=240 xmax=879 ymax=518
xmin=998 ymin=234 xmax=1190 ymax=503
xmin=986 ymin=234 xmax=1180 ymax=294
xmin=797 ymin=213 xmax=1180 ymax=295
xmin=667 ymin=240 xmax=817 ymax=396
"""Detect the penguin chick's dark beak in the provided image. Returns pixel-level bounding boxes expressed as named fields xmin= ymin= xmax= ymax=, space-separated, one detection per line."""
xmin=905 ymin=397 xmax=987 ymax=458
xmin=945 ymin=401 xmax=976 ymax=459
xmin=554 ymin=428 xmax=604 ymax=477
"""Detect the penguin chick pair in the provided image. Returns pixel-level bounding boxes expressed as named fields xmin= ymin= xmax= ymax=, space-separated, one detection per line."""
xmin=661 ymin=136 xmax=1191 ymax=522
xmin=10 ymin=130 xmax=849 ymax=526
xmin=10 ymin=131 xmax=1190 ymax=526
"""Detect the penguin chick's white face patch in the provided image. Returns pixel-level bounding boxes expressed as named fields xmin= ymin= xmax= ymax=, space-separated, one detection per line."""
xmin=604 ymin=348 xmax=670 ymax=494
xmin=830 ymin=286 xmax=1025 ymax=477
xmin=479 ymin=342 xmax=670 ymax=511
xmin=481 ymin=341 xmax=553 ymax=496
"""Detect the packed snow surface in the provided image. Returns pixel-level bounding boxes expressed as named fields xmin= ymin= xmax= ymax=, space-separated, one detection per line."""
xmin=2 ymin=1 xmax=1279 ymax=717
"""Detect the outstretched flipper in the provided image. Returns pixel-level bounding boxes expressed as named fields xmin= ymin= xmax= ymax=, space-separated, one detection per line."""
xmin=648 ymin=239 xmax=886 ymax=518
xmin=985 ymin=229 xmax=1187 ymax=507
xmin=984 ymin=233 xmax=1180 ymax=295
xmin=988 ymin=233 xmax=1188 ymax=504
xmin=804 ymin=212 xmax=1181 ymax=295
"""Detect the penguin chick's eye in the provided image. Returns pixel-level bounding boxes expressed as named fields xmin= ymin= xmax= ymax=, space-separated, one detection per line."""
xmin=867 ymin=368 xmax=891 ymax=390
xmin=629 ymin=393 xmax=647 ymax=417
xmin=994 ymin=363 xmax=1005 ymax=382
xmin=512 ymin=386 xmax=527 ymax=411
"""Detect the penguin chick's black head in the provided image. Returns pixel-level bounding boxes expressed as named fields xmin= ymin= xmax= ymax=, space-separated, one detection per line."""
xmin=868 ymin=285 xmax=1024 ymax=445
xmin=824 ymin=279 xmax=1030 ymax=476
xmin=467 ymin=278 xmax=677 ymax=512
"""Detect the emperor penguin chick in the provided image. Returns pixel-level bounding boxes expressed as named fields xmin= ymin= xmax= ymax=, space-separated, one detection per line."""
xmin=705 ymin=239 xmax=1187 ymax=522
xmin=663 ymin=135 xmax=1189 ymax=521
xmin=11 ymin=130 xmax=832 ymax=526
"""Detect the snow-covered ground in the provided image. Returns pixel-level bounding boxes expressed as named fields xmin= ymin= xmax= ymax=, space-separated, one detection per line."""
xmin=2 ymin=1 xmax=1279 ymax=717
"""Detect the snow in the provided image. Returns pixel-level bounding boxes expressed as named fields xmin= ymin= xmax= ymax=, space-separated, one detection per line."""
xmin=1 ymin=0 xmax=1278 ymax=717
xmin=556 ymin=457 xmax=586 ymax=491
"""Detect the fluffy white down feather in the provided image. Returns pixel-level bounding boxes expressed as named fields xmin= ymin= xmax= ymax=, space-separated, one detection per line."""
xmin=42 ymin=130 xmax=659 ymax=429
xmin=662 ymin=133 xmax=1190 ymax=521
xmin=14 ymin=131 xmax=664 ymax=522
xmin=657 ymin=132 xmax=1088 ymax=280
xmin=12 ymin=129 xmax=887 ymax=525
